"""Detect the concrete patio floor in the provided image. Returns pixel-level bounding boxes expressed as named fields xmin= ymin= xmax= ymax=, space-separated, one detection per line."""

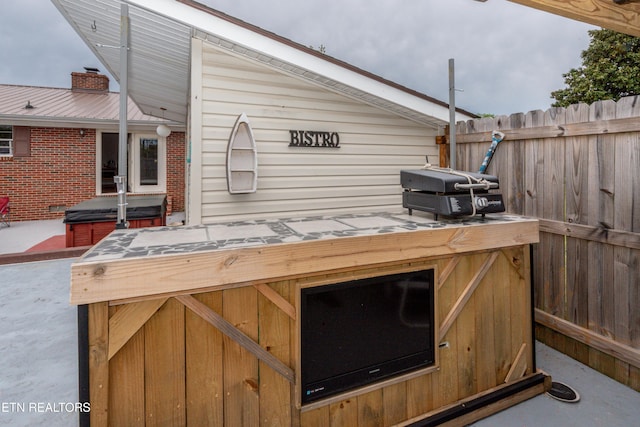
xmin=0 ymin=219 xmax=66 ymax=254
xmin=0 ymin=258 xmax=638 ymax=426
xmin=0 ymin=213 xmax=186 ymax=256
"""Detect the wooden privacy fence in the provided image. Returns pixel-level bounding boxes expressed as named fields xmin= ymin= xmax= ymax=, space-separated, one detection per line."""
xmin=447 ymin=96 xmax=640 ymax=391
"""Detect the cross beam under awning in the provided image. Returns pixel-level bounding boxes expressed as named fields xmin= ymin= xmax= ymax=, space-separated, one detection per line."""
xmin=507 ymin=0 xmax=640 ymax=38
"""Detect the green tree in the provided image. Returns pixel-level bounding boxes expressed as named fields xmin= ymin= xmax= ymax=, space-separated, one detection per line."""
xmin=551 ymin=29 xmax=640 ymax=107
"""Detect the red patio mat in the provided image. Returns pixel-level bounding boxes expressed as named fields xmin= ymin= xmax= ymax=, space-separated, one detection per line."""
xmin=26 ymin=235 xmax=66 ymax=252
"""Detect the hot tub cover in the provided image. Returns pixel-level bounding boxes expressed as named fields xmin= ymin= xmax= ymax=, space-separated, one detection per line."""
xmin=64 ymin=195 xmax=166 ymax=224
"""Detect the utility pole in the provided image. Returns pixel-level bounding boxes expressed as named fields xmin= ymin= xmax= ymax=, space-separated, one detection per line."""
xmin=448 ymin=58 xmax=456 ymax=170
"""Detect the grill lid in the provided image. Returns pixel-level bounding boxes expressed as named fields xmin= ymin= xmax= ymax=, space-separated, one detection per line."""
xmin=400 ymin=168 xmax=500 ymax=193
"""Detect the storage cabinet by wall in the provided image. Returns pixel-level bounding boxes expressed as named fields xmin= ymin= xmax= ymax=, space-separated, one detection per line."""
xmin=72 ymin=213 xmax=547 ymax=426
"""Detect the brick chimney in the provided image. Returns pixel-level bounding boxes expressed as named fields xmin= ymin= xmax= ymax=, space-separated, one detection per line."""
xmin=71 ymin=67 xmax=110 ymax=93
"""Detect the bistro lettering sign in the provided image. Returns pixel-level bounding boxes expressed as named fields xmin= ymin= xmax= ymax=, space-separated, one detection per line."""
xmin=289 ymin=130 xmax=340 ymax=148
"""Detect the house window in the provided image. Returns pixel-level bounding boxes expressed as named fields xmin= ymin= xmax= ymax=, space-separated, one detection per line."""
xmin=0 ymin=125 xmax=12 ymax=156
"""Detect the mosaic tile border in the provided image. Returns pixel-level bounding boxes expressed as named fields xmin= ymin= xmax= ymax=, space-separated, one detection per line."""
xmin=81 ymin=212 xmax=520 ymax=262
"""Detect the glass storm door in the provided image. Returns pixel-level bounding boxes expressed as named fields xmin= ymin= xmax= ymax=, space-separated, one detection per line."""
xmin=99 ymin=132 xmax=166 ymax=194
xmin=132 ymin=134 xmax=166 ymax=193
xmin=139 ymin=138 xmax=158 ymax=185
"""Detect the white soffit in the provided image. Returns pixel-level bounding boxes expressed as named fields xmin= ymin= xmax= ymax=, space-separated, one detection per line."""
xmin=52 ymin=0 xmax=191 ymax=124
xmin=52 ymin=0 xmax=467 ymax=128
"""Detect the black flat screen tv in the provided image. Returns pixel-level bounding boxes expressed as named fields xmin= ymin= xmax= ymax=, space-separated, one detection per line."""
xmin=300 ymin=268 xmax=435 ymax=404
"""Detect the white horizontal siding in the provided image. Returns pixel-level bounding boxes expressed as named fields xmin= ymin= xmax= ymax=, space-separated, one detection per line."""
xmin=197 ymin=41 xmax=439 ymax=223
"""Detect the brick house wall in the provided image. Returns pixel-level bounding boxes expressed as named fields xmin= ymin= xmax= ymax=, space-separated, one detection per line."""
xmin=0 ymin=127 xmax=95 ymax=221
xmin=0 ymin=128 xmax=185 ymax=222
xmin=166 ymin=130 xmax=185 ymax=214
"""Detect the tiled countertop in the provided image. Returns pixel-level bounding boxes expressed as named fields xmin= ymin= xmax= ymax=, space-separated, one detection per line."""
xmin=71 ymin=211 xmax=539 ymax=304
xmin=80 ymin=211 xmax=527 ymax=263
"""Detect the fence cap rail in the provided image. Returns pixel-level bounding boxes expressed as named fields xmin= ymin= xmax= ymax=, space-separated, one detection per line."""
xmin=448 ymin=115 xmax=640 ymax=144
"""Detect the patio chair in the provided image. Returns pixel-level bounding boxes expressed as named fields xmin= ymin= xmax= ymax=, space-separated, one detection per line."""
xmin=0 ymin=197 xmax=9 ymax=228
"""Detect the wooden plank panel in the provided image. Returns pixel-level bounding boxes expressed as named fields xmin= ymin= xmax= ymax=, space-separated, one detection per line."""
xmin=587 ymin=100 xmax=617 ymax=230
xmin=461 ymin=115 xmax=490 ymax=174
xmin=565 ymin=103 xmax=590 ymax=328
xmin=357 ymin=389 xmax=384 ymax=427
xmin=513 ymin=245 xmax=533 ymax=375
xmin=88 ymin=302 xmax=109 ymax=427
xmin=587 ymin=101 xmax=617 ymax=365
xmin=185 ymin=291 xmax=224 ymax=426
xmin=542 ymin=108 xmax=566 ymax=322
xmin=524 ymin=110 xmax=546 ymax=317
xmin=300 ymin=407 xmax=330 ymax=427
xmin=510 ymin=137 xmax=526 ymax=214
xmin=108 ymin=298 xmax=167 ymax=360
xmin=543 ymin=107 xmax=566 ymax=223
xmin=328 ymin=399 xmax=358 ymax=427
xmin=456 ymin=254 xmax=478 ymax=400
xmin=524 ymin=109 xmax=545 ymax=218
xmin=258 ymin=282 xmax=292 ymax=426
xmin=612 ymin=96 xmax=639 ymax=380
xmin=144 ymin=298 xmax=186 ymax=427
xmin=176 ymin=294 xmax=294 ymax=383
xmin=406 ymin=373 xmax=432 ymax=420
xmin=439 ymin=252 xmax=499 ymax=339
xmin=565 ymin=233 xmax=589 ymax=326
xmin=507 ymin=113 xmax=526 ymax=214
xmin=383 ymin=382 xmax=408 ymax=426
xmin=474 ymin=254 xmax=497 ymax=392
xmin=424 ymin=259 xmax=457 ymax=416
xmin=405 ymin=372 xmax=432 ymax=418
xmin=222 ymin=286 xmax=260 ymax=426
xmin=108 ymin=305 xmax=145 ymax=426
xmin=492 ymin=251 xmax=512 ymax=383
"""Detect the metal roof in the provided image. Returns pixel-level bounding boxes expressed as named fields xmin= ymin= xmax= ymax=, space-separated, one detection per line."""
xmin=0 ymin=84 xmax=176 ymax=129
xmin=51 ymin=0 xmax=476 ymax=128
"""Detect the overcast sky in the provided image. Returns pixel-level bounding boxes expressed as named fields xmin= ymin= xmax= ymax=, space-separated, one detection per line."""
xmin=1 ymin=0 xmax=596 ymax=116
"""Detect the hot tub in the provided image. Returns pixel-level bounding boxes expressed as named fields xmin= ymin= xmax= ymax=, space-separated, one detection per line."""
xmin=64 ymin=195 xmax=166 ymax=247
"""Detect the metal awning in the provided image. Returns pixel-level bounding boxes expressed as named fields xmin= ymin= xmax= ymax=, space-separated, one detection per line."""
xmin=52 ymin=0 xmax=191 ymax=124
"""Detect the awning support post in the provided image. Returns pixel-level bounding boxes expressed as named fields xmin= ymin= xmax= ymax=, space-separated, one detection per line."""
xmin=115 ymin=3 xmax=129 ymax=229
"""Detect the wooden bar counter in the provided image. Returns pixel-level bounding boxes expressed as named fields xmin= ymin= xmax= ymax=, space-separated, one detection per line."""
xmin=72 ymin=211 xmax=548 ymax=426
